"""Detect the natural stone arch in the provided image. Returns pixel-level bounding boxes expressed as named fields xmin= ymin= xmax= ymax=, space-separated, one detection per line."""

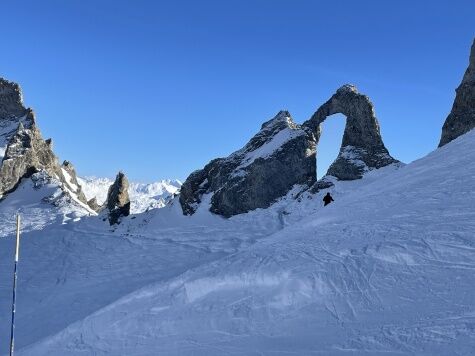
xmin=179 ymin=84 xmax=398 ymax=217
xmin=303 ymin=84 xmax=398 ymax=180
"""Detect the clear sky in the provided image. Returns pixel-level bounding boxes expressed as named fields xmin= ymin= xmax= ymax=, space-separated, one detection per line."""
xmin=1 ymin=0 xmax=474 ymax=182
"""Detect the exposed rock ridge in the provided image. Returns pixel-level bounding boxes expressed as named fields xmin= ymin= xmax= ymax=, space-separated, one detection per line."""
xmin=61 ymin=160 xmax=91 ymax=208
xmin=180 ymin=111 xmax=315 ymax=217
xmin=180 ymin=86 xmax=398 ymax=217
xmin=0 ymin=77 xmax=94 ymax=211
xmin=439 ymin=38 xmax=475 ymax=147
xmin=303 ymin=84 xmax=398 ymax=180
xmin=104 ymin=172 xmax=131 ymax=225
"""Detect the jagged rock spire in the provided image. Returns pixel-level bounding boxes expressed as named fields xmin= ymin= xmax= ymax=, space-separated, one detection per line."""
xmin=439 ymin=38 xmax=475 ymax=147
xmin=105 ymin=171 xmax=131 ymax=225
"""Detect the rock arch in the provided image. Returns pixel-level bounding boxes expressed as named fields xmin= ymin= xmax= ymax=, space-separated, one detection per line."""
xmin=303 ymin=84 xmax=398 ymax=180
xmin=179 ymin=84 xmax=398 ymax=217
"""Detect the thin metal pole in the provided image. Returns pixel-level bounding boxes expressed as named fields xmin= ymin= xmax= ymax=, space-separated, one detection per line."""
xmin=9 ymin=214 xmax=21 ymax=356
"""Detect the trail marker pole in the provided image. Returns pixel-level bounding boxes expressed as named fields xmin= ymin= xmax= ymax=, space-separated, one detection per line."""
xmin=9 ymin=214 xmax=21 ymax=356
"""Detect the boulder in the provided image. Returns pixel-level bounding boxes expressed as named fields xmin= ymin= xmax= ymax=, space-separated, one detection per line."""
xmin=439 ymin=39 xmax=475 ymax=147
xmin=87 ymin=197 xmax=101 ymax=212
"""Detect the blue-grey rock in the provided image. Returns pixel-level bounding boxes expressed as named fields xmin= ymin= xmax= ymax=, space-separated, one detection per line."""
xmin=439 ymin=39 xmax=475 ymax=147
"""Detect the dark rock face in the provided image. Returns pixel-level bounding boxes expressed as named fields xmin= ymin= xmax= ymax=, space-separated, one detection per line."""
xmin=439 ymin=39 xmax=475 ymax=147
xmin=0 ymin=121 xmax=63 ymax=195
xmin=0 ymin=79 xmax=34 ymax=157
xmin=0 ymin=78 xmax=28 ymax=120
xmin=0 ymin=77 xmax=90 ymax=208
xmin=180 ymin=86 xmax=398 ymax=217
xmin=180 ymin=111 xmax=316 ymax=217
xmin=105 ymin=172 xmax=131 ymax=225
xmin=303 ymin=84 xmax=397 ymax=180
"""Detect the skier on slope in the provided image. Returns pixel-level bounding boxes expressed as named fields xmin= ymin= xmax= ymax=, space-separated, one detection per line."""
xmin=323 ymin=192 xmax=334 ymax=206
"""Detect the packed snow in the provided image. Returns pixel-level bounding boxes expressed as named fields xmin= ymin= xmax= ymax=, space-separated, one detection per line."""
xmin=0 ymin=130 xmax=474 ymax=355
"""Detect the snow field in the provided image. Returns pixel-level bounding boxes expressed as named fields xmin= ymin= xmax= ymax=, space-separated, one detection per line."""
xmin=0 ymin=130 xmax=474 ymax=355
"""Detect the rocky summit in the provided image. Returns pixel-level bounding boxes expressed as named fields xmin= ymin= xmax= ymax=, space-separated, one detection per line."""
xmin=180 ymin=86 xmax=398 ymax=217
xmin=439 ymin=38 xmax=475 ymax=147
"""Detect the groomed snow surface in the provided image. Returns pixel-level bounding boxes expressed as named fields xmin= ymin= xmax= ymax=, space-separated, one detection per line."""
xmin=1 ymin=130 xmax=475 ymax=355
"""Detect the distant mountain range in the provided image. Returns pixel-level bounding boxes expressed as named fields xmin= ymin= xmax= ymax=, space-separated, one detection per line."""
xmin=78 ymin=177 xmax=181 ymax=213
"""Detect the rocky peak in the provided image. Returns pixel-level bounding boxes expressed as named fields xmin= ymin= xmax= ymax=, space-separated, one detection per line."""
xmin=180 ymin=110 xmax=315 ymax=217
xmin=260 ymin=110 xmax=293 ymax=129
xmin=105 ymin=171 xmax=131 ymax=225
xmin=439 ymin=38 xmax=475 ymax=147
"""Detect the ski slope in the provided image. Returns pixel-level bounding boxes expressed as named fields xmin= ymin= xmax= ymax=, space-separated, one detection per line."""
xmin=0 ymin=130 xmax=474 ymax=355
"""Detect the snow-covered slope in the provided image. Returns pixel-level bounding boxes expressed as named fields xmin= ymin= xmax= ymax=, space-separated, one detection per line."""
xmin=77 ymin=177 xmax=181 ymax=213
xmin=0 ymin=130 xmax=474 ymax=355
xmin=0 ymin=172 xmax=94 ymax=238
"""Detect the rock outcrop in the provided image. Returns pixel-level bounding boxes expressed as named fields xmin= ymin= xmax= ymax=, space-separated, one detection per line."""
xmin=0 ymin=78 xmax=28 ymax=120
xmin=439 ymin=39 xmax=475 ymax=147
xmin=60 ymin=160 xmax=90 ymax=207
xmin=180 ymin=111 xmax=315 ymax=217
xmin=0 ymin=77 xmax=92 ymax=210
xmin=0 ymin=118 xmax=64 ymax=195
xmin=0 ymin=78 xmax=34 ymax=157
xmin=87 ymin=197 xmax=101 ymax=212
xmin=180 ymin=85 xmax=398 ymax=217
xmin=303 ymin=84 xmax=397 ymax=180
xmin=104 ymin=172 xmax=131 ymax=225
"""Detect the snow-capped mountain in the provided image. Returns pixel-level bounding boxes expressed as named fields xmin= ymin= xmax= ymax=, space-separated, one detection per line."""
xmin=78 ymin=176 xmax=181 ymax=213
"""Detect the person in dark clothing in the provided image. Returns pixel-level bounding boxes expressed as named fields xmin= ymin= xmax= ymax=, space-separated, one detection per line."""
xmin=323 ymin=192 xmax=334 ymax=206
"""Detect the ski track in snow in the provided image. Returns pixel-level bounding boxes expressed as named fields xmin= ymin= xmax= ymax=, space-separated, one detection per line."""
xmin=0 ymin=131 xmax=474 ymax=355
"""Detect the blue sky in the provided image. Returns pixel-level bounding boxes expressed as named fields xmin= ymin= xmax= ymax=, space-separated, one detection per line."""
xmin=1 ymin=1 xmax=474 ymax=181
